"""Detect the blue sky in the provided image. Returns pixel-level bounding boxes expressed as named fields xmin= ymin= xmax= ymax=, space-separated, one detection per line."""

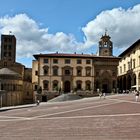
xmin=0 ymin=0 xmax=140 ymax=67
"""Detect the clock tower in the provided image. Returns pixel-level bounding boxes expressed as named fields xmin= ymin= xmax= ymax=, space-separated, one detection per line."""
xmin=98 ymin=31 xmax=113 ymax=56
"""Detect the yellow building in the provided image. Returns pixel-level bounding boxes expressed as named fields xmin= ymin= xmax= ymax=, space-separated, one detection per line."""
xmin=118 ymin=39 xmax=140 ymax=92
xmin=32 ymin=33 xmax=120 ymax=101
xmin=0 ymin=34 xmax=33 ymax=107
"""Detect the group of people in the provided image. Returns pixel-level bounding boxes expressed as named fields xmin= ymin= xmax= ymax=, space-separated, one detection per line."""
xmin=99 ymin=91 xmax=106 ymax=99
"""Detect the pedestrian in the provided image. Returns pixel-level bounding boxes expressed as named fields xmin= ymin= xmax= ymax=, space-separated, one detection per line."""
xmin=36 ymin=100 xmax=40 ymax=106
xmin=99 ymin=92 xmax=102 ymax=99
xmin=102 ymin=89 xmax=106 ymax=99
xmin=135 ymin=90 xmax=139 ymax=102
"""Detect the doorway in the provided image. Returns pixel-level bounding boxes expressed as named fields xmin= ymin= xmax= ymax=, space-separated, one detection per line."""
xmin=42 ymin=95 xmax=47 ymax=102
xmin=64 ymin=81 xmax=71 ymax=93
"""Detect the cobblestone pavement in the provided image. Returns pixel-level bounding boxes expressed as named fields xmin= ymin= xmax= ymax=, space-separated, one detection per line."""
xmin=0 ymin=94 xmax=140 ymax=140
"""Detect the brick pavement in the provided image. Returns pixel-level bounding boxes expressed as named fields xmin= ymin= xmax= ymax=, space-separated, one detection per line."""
xmin=0 ymin=94 xmax=140 ymax=140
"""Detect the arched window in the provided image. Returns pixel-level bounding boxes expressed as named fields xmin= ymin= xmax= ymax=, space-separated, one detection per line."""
xmin=85 ymin=80 xmax=91 ymax=90
xmin=53 ymin=80 xmax=58 ymax=91
xmin=63 ymin=66 xmax=72 ymax=76
xmin=43 ymin=65 xmax=49 ymax=75
xmin=76 ymin=66 xmax=82 ymax=76
xmin=43 ymin=80 xmax=49 ymax=90
xmin=86 ymin=67 xmax=91 ymax=76
xmin=76 ymin=80 xmax=82 ymax=90
xmin=53 ymin=66 xmax=58 ymax=76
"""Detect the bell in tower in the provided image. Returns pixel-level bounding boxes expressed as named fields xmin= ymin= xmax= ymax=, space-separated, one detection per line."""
xmin=98 ymin=30 xmax=113 ymax=56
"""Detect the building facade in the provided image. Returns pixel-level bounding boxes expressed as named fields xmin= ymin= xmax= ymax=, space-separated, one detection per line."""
xmin=118 ymin=39 xmax=140 ymax=92
xmin=32 ymin=33 xmax=120 ymax=101
xmin=0 ymin=34 xmax=33 ymax=107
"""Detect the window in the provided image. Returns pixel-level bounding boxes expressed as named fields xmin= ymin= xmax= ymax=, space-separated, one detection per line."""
xmin=44 ymin=69 xmax=48 ymax=75
xmin=139 ymin=56 xmax=140 ymax=66
xmin=65 ymin=59 xmax=70 ymax=64
xmin=124 ymin=64 xmax=126 ymax=72
xmin=35 ymin=85 xmax=38 ymax=90
xmin=120 ymin=67 xmax=122 ymax=74
xmin=44 ymin=59 xmax=48 ymax=63
xmin=9 ymin=52 xmax=11 ymax=57
xmin=65 ymin=69 xmax=71 ymax=75
xmin=86 ymin=59 xmax=91 ymax=64
xmin=112 ymin=80 xmax=116 ymax=88
xmin=35 ymin=71 xmax=38 ymax=75
xmin=85 ymin=81 xmax=91 ymax=90
xmin=4 ymin=62 xmax=7 ymax=67
xmin=43 ymin=80 xmax=49 ymax=90
xmin=27 ymin=92 xmax=29 ymax=96
xmin=128 ymin=62 xmax=131 ymax=70
xmin=76 ymin=67 xmax=82 ymax=76
xmin=53 ymin=59 xmax=58 ymax=64
xmin=8 ymin=45 xmax=12 ymax=50
xmin=4 ymin=45 xmax=7 ymax=49
xmin=43 ymin=66 xmax=49 ymax=75
xmin=76 ymin=80 xmax=82 ymax=90
xmin=133 ymin=59 xmax=135 ymax=68
xmin=53 ymin=80 xmax=58 ymax=91
xmin=77 ymin=59 xmax=82 ymax=64
xmin=77 ymin=69 xmax=81 ymax=76
xmin=4 ymin=52 xmax=7 ymax=57
xmin=86 ymin=67 xmax=91 ymax=76
xmin=53 ymin=66 xmax=58 ymax=76
xmin=112 ymin=72 xmax=116 ymax=76
xmin=4 ymin=38 xmax=7 ymax=42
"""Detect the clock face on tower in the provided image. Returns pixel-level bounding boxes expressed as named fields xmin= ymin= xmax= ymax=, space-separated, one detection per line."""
xmin=103 ymin=49 xmax=109 ymax=55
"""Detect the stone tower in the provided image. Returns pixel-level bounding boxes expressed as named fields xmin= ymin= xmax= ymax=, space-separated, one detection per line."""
xmin=98 ymin=31 xmax=113 ymax=56
xmin=1 ymin=34 xmax=16 ymax=63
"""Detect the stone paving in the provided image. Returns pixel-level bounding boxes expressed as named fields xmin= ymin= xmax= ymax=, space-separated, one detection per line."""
xmin=0 ymin=94 xmax=140 ymax=140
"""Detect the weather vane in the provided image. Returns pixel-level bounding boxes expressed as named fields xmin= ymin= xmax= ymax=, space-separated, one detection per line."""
xmin=9 ymin=31 xmax=12 ymax=35
xmin=105 ymin=28 xmax=107 ymax=35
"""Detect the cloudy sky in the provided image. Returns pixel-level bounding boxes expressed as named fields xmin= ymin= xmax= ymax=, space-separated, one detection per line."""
xmin=0 ymin=0 xmax=140 ymax=67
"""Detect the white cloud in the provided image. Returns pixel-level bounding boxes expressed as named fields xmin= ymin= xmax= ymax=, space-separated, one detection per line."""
xmin=82 ymin=4 xmax=140 ymax=54
xmin=0 ymin=4 xmax=140 ymax=61
xmin=0 ymin=14 xmax=84 ymax=58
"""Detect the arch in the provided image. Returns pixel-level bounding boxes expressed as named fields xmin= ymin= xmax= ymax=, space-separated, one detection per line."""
xmin=138 ymin=73 xmax=140 ymax=90
xmin=101 ymin=70 xmax=111 ymax=93
xmin=76 ymin=80 xmax=82 ymax=90
xmin=43 ymin=80 xmax=49 ymax=90
xmin=127 ymin=75 xmax=131 ymax=90
xmin=132 ymin=74 xmax=136 ymax=86
xmin=76 ymin=66 xmax=82 ymax=76
xmin=122 ymin=76 xmax=126 ymax=90
xmin=43 ymin=65 xmax=49 ymax=75
xmin=52 ymin=80 xmax=59 ymax=91
xmin=53 ymin=66 xmax=59 ymax=76
xmin=64 ymin=81 xmax=71 ymax=93
xmin=85 ymin=80 xmax=91 ymax=90
xmin=85 ymin=67 xmax=91 ymax=76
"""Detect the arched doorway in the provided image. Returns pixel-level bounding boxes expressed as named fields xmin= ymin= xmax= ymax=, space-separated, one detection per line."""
xmin=101 ymin=71 xmax=111 ymax=93
xmin=64 ymin=81 xmax=71 ymax=93
xmin=122 ymin=76 xmax=126 ymax=90
xmin=127 ymin=75 xmax=131 ymax=90
xmin=102 ymin=79 xmax=109 ymax=93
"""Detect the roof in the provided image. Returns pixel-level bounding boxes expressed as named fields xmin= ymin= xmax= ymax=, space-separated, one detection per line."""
xmin=0 ymin=68 xmax=21 ymax=77
xmin=33 ymin=53 xmax=120 ymax=60
xmin=119 ymin=39 xmax=140 ymax=57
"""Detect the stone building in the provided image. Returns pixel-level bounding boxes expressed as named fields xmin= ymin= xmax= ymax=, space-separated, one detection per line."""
xmin=0 ymin=34 xmax=33 ymax=107
xmin=118 ymin=39 xmax=140 ymax=92
xmin=32 ymin=33 xmax=120 ymax=101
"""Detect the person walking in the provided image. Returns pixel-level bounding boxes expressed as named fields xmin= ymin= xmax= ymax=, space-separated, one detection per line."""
xmin=135 ymin=90 xmax=139 ymax=102
xmin=103 ymin=91 xmax=106 ymax=99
